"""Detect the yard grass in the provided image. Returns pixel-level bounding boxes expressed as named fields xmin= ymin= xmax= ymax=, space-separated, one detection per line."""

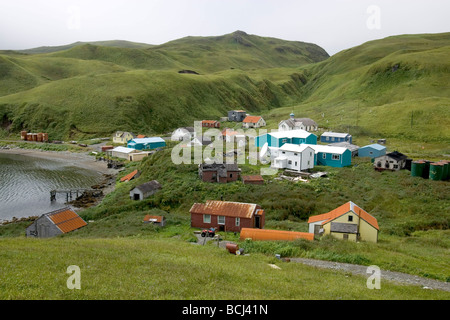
xmin=0 ymin=237 xmax=448 ymax=300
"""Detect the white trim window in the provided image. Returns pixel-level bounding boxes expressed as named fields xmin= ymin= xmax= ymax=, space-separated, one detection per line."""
xmin=218 ymin=216 xmax=225 ymax=225
xmin=235 ymin=217 xmax=240 ymax=227
xmin=332 ymin=154 xmax=341 ymax=161
xmin=203 ymin=214 xmax=211 ymax=223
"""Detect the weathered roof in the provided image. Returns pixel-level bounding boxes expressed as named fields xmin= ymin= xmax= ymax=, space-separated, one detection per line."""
xmin=46 ymin=207 xmax=87 ymax=234
xmin=281 ymin=118 xmax=317 ymax=128
xmin=190 ymin=200 xmax=259 ymax=219
xmin=120 ymin=170 xmax=139 ymax=182
xmin=242 ymin=175 xmax=264 ymax=182
xmin=360 ymin=144 xmax=386 ymax=151
xmin=243 ymin=116 xmax=263 ymax=123
xmin=112 ymin=146 xmax=136 ymax=154
xmin=322 ymin=132 xmax=351 ymax=138
xmin=385 ymin=151 xmax=408 ymax=161
xmin=328 ymin=142 xmax=360 ymax=152
xmin=202 ymin=120 xmax=219 ymax=124
xmin=137 ymin=135 xmax=147 ymax=139
xmin=129 ymin=137 xmax=165 ymax=144
xmin=308 ymin=201 xmax=379 ymax=230
xmin=143 ymin=215 xmax=164 ymax=223
xmin=200 ymin=163 xmax=240 ymax=172
xmin=133 ymin=180 xmax=162 ymax=193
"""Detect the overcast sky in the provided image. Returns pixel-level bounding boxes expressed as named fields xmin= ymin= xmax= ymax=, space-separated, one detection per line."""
xmin=0 ymin=0 xmax=448 ymax=55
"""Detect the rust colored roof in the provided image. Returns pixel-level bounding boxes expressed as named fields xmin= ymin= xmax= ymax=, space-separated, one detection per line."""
xmin=240 ymin=228 xmax=314 ymax=241
xmin=47 ymin=207 xmax=87 ymax=234
xmin=202 ymin=120 xmax=219 ymax=124
xmin=190 ymin=200 xmax=259 ymax=219
xmin=307 ymin=202 xmax=379 ymax=230
xmin=137 ymin=135 xmax=147 ymax=139
xmin=120 ymin=170 xmax=139 ymax=182
xmin=242 ymin=175 xmax=264 ymax=182
xmin=143 ymin=215 xmax=164 ymax=223
xmin=222 ymin=128 xmax=239 ymax=136
xmin=243 ymin=116 xmax=262 ymax=123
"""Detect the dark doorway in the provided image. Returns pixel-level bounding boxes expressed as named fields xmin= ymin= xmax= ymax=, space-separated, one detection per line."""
xmin=134 ymin=193 xmax=140 ymax=201
xmin=255 ymin=216 xmax=261 ymax=229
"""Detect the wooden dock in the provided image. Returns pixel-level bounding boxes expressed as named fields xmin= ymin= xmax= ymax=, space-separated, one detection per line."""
xmin=50 ymin=189 xmax=102 ymax=202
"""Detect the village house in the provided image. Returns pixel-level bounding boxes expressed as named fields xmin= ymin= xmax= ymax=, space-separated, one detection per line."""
xmin=358 ymin=144 xmax=386 ymax=159
xmin=128 ymin=152 xmax=151 ymax=162
xmin=171 ymin=127 xmax=196 ymax=141
xmin=202 ymin=120 xmax=221 ymax=128
xmin=113 ymin=131 xmax=136 ymax=144
xmin=129 ymin=180 xmax=162 ymax=201
xmin=309 ymin=144 xmax=352 ymax=168
xmin=107 ymin=146 xmax=138 ymax=159
xmin=328 ymin=142 xmax=360 ymax=157
xmin=255 ymin=129 xmax=317 ymax=148
xmin=26 ymin=207 xmax=87 ymax=238
xmin=278 ymin=113 xmax=318 ymax=132
xmin=143 ymin=215 xmax=166 ymax=227
xmin=227 ymin=110 xmax=247 ymax=122
xmin=320 ymin=132 xmax=353 ymax=144
xmin=308 ymin=201 xmax=379 ymax=243
xmin=127 ymin=137 xmax=166 ymax=151
xmin=242 ymin=116 xmax=266 ymax=129
xmin=270 ymin=143 xmax=315 ymax=172
xmin=198 ymin=163 xmax=241 ymax=183
xmin=374 ymin=151 xmax=411 ymax=171
xmin=190 ymin=200 xmax=265 ymax=232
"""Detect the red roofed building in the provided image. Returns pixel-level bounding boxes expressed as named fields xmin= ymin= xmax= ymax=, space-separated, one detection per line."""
xmin=190 ymin=200 xmax=265 ymax=232
xmin=26 ymin=207 xmax=87 ymax=238
xmin=202 ymin=120 xmax=220 ymax=128
xmin=242 ymin=116 xmax=266 ymax=129
xmin=308 ymin=202 xmax=379 ymax=243
xmin=120 ymin=170 xmax=140 ymax=182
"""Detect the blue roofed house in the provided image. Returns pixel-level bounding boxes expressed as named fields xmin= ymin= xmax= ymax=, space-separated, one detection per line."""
xmin=128 ymin=137 xmax=166 ymax=151
xmin=358 ymin=144 xmax=386 ymax=159
xmin=320 ymin=132 xmax=352 ymax=144
xmin=309 ymin=144 xmax=352 ymax=168
xmin=255 ymin=129 xmax=317 ymax=148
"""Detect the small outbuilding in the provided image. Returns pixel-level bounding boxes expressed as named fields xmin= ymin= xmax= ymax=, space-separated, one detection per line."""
xmin=242 ymin=175 xmax=264 ymax=185
xmin=143 ymin=215 xmax=166 ymax=227
xmin=320 ymin=132 xmax=352 ymax=144
xmin=130 ymin=180 xmax=162 ymax=201
xmin=108 ymin=146 xmax=138 ymax=159
xmin=228 ymin=110 xmax=247 ymax=122
xmin=373 ymin=151 xmax=410 ymax=171
xmin=358 ymin=144 xmax=386 ymax=159
xmin=26 ymin=207 xmax=87 ymax=238
xmin=202 ymin=120 xmax=221 ymax=128
xmin=199 ymin=163 xmax=241 ymax=183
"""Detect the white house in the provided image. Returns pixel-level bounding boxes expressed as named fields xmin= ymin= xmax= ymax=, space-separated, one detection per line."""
xmin=242 ymin=116 xmax=266 ymax=129
xmin=171 ymin=127 xmax=196 ymax=142
xmin=270 ymin=143 xmax=315 ymax=172
xmin=278 ymin=113 xmax=318 ymax=132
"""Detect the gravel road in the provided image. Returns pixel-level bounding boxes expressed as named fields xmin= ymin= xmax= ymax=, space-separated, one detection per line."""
xmin=290 ymin=257 xmax=450 ymax=292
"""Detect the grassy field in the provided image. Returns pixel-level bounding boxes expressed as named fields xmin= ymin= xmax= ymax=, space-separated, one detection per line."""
xmin=0 ymin=237 xmax=448 ymax=300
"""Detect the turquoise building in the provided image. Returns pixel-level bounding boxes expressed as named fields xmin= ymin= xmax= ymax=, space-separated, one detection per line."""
xmin=309 ymin=145 xmax=352 ymax=168
xmin=128 ymin=137 xmax=166 ymax=151
xmin=358 ymin=144 xmax=386 ymax=159
xmin=255 ymin=130 xmax=317 ymax=148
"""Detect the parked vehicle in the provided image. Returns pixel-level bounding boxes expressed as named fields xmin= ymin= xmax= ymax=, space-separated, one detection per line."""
xmin=201 ymin=228 xmax=216 ymax=238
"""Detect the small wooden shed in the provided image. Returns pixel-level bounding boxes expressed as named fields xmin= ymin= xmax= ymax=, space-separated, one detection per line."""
xmin=130 ymin=180 xmax=162 ymax=201
xmin=143 ymin=215 xmax=166 ymax=227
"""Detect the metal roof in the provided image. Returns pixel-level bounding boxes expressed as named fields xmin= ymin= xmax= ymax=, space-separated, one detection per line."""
xmin=46 ymin=207 xmax=87 ymax=234
xmin=361 ymin=144 xmax=386 ymax=151
xmin=190 ymin=200 xmax=259 ymax=219
xmin=307 ymin=144 xmax=349 ymax=155
xmin=112 ymin=146 xmax=136 ymax=153
xmin=129 ymin=137 xmax=165 ymax=144
xmin=279 ymin=143 xmax=314 ymax=153
xmin=143 ymin=215 xmax=164 ymax=223
xmin=268 ymin=129 xmax=315 ymax=139
xmin=133 ymin=180 xmax=162 ymax=193
xmin=243 ymin=116 xmax=263 ymax=123
xmin=322 ymin=132 xmax=351 ymax=138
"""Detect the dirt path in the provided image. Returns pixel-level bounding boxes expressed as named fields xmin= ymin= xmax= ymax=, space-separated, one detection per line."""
xmin=290 ymin=257 xmax=450 ymax=292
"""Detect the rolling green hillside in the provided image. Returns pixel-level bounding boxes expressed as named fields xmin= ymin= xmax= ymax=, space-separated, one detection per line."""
xmin=266 ymin=33 xmax=450 ymax=144
xmin=0 ymin=31 xmax=449 ymax=145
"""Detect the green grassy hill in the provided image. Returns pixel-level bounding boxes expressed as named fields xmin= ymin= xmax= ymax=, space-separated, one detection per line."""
xmin=265 ymin=33 xmax=450 ymax=145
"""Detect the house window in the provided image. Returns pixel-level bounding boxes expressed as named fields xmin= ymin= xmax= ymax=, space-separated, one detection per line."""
xmin=235 ymin=218 xmax=240 ymax=226
xmin=326 ymin=136 xmax=330 ymax=141
xmin=288 ymin=160 xmax=292 ymax=165
xmin=294 ymin=153 xmax=298 ymax=156
xmin=203 ymin=215 xmax=211 ymax=223
xmin=332 ymin=154 xmax=340 ymax=161
xmin=369 ymin=151 xmax=373 ymax=155
xmin=322 ymin=153 xmax=326 ymax=159
xmin=348 ymin=215 xmax=353 ymax=222
xmin=218 ymin=216 xmax=225 ymax=225
xmin=229 ymin=173 xmax=233 ymax=178
xmin=295 ymin=162 xmax=298 ymax=166
xmin=343 ymin=234 xmax=349 ymax=240
xmin=393 ymin=165 xmax=399 ymax=169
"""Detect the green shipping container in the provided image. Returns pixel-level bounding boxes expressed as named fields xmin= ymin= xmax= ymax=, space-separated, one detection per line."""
xmin=411 ymin=161 xmax=425 ymax=178
xmin=429 ymin=163 xmax=444 ymax=181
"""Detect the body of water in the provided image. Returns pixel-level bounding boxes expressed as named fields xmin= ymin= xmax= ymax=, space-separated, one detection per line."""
xmin=0 ymin=152 xmax=103 ymax=221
